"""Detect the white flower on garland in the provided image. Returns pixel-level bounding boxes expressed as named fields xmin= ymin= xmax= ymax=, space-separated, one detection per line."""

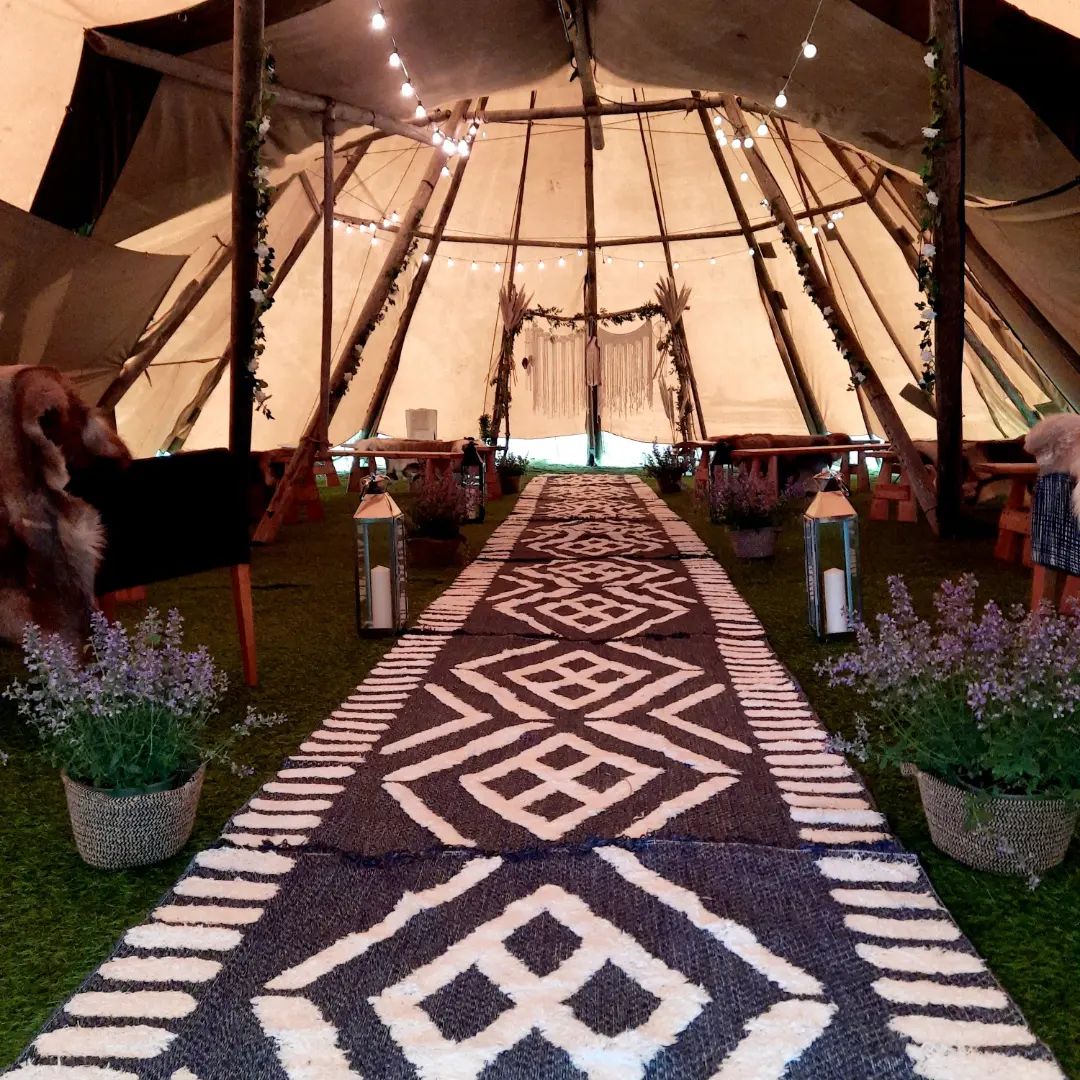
xmin=925 ymin=189 xmax=940 ymax=207
xmin=254 ymin=389 xmax=268 ymax=405
xmin=921 ymin=242 xmax=936 ymax=258
xmin=921 ymin=347 xmax=934 ymax=364
xmin=823 ymin=306 xmax=834 ymax=317
xmin=250 ymin=287 xmax=266 ymax=303
xmin=343 ymin=371 xmax=354 ymax=384
xmin=922 ymin=126 xmax=940 ymax=139
xmin=925 ymin=308 xmax=938 ymax=320
xmin=255 ymin=165 xmax=270 ymax=183
xmin=255 ymin=242 xmax=270 ymax=258
xmin=924 ymin=50 xmax=937 ymax=68
xmin=248 ymin=358 xmax=260 ymax=373
xmin=258 ymin=115 xmax=271 ymax=136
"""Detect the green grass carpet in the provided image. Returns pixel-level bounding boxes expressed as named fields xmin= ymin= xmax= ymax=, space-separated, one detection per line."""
xmin=0 ymin=483 xmax=518 ymax=1067
xmin=659 ymin=484 xmax=1080 ymax=1076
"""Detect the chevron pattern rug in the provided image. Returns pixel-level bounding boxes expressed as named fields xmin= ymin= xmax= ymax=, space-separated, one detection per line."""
xmin=11 ymin=475 xmax=1063 ymax=1079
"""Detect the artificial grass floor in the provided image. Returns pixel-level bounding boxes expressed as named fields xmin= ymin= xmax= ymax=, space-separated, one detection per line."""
xmin=0 ymin=474 xmax=1076 ymax=1073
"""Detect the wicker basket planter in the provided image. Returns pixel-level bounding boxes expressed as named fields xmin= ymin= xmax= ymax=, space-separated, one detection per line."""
xmin=914 ymin=767 xmax=1077 ymax=875
xmin=61 ymin=764 xmax=206 ymax=870
xmin=729 ymin=526 xmax=778 ymax=559
xmin=498 ymin=472 xmax=522 ymax=495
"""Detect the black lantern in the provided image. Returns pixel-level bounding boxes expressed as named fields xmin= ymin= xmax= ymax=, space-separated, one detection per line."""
xmin=459 ymin=437 xmax=487 ymax=524
xmin=353 ymin=479 xmax=408 ymax=635
xmin=803 ymin=471 xmax=861 ymax=639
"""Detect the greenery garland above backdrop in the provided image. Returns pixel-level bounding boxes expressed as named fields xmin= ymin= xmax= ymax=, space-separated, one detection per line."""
xmin=915 ymin=39 xmax=945 ymax=393
xmin=245 ymin=51 xmax=278 ymax=421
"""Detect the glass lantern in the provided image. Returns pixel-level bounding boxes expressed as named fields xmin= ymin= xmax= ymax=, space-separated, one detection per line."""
xmin=803 ymin=474 xmax=861 ymax=640
xmin=459 ymin=437 xmax=487 ymax=524
xmin=354 ymin=480 xmax=408 ymax=636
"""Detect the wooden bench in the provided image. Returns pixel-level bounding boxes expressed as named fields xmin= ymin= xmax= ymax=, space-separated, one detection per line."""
xmin=727 ymin=443 xmax=888 ymax=498
xmin=973 ymin=461 xmax=1038 ymax=565
xmin=870 ymin=452 xmax=933 ymax=523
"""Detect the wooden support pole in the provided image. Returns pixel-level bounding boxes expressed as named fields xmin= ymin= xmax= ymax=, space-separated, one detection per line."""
xmin=469 ymin=92 xmax=743 ymax=126
xmin=318 ymin=106 xmax=335 ymax=447
xmin=583 ymin=119 xmax=600 ymax=465
xmin=930 ymin=0 xmax=967 ymax=536
xmin=727 ymin=96 xmax=939 ymax=530
xmin=87 ymin=31 xmax=433 ymax=147
xmin=253 ymin=101 xmax=470 ymax=544
xmin=561 ymin=0 xmax=604 ymax=151
xmin=635 ymin=95 xmax=706 ymax=441
xmin=490 ymin=93 xmax=536 ymax=448
xmin=97 ymin=243 xmax=232 ymax=410
xmin=164 ymin=138 xmax=377 ymax=451
xmin=363 ymin=97 xmax=484 ymax=438
xmin=228 ymin=0 xmax=265 ymax=461
xmin=696 ymin=102 xmax=825 ymax=435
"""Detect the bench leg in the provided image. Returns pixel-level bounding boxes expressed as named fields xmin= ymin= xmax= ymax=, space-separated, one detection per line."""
xmin=1030 ymin=565 xmax=1062 ymax=613
xmin=231 ymin=564 xmax=258 ymax=687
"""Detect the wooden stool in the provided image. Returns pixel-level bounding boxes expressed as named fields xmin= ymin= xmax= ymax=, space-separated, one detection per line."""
xmin=284 ymin=465 xmax=324 ymax=525
xmin=312 ymin=456 xmax=341 ymax=487
xmin=870 ymin=457 xmax=923 ymax=523
xmin=993 ymin=475 xmax=1034 ymax=566
xmin=839 ymin=449 xmax=872 ymax=494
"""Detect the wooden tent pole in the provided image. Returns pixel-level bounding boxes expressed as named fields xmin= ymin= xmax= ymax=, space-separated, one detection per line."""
xmin=584 ymin=118 xmax=601 ymax=465
xmin=363 ymin=97 xmax=484 ymax=438
xmin=97 ymin=243 xmax=232 ymax=410
xmin=560 ymin=1 xmax=604 ymax=150
xmin=253 ymin=101 xmax=470 ymax=544
xmin=228 ymin=0 xmax=265 ymax=461
xmin=696 ymin=102 xmax=825 ymax=435
xmin=726 ymin=96 xmax=939 ymax=530
xmin=634 ymin=93 xmax=707 ymax=440
xmin=164 ymin=137 xmax=378 ymax=451
xmin=930 ymin=0 xmax=967 ymax=536
xmin=318 ymin=106 xmax=336 ymax=447
xmin=489 ymin=92 xmax=536 ymax=448
xmin=469 ymin=92 xmax=744 ymax=125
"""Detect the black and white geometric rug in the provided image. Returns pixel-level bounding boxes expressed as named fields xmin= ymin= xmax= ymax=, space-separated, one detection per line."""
xmin=10 ymin=475 xmax=1063 ymax=1079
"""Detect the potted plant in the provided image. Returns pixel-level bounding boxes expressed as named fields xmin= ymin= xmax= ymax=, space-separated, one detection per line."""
xmin=821 ymin=575 xmax=1080 ymax=879
xmin=6 ymin=609 xmax=285 ymax=870
xmin=496 ymin=452 xmax=529 ymax=495
xmin=642 ymin=443 xmax=688 ymax=495
xmin=710 ymin=470 xmax=793 ymax=558
xmin=407 ymin=470 xmax=466 ymax=567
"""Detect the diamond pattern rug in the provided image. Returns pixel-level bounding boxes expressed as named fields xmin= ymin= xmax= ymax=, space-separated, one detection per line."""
xmin=11 ymin=475 xmax=1063 ymax=1079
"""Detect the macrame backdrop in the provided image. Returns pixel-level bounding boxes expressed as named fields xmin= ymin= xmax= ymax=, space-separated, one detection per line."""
xmin=526 ymin=320 xmax=655 ymax=420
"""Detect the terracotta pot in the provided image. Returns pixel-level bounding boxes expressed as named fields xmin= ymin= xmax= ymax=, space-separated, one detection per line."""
xmin=913 ymin=767 xmax=1077 ymax=875
xmin=498 ymin=473 xmax=522 ymax=494
xmin=408 ymin=534 xmax=466 ymax=568
xmin=729 ymin=526 xmax=778 ymax=559
xmin=62 ymin=764 xmax=206 ymax=870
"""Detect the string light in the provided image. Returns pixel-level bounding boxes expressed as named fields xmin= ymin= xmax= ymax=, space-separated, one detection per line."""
xmin=440 ymin=165 xmax=450 ymax=178
xmin=447 ymin=257 xmax=455 ymax=268
xmin=577 ymin=249 xmax=584 ymax=257
xmin=391 ymin=211 xmax=400 ymax=223
xmin=732 ymin=137 xmax=742 ymax=150
xmin=369 ymin=3 xmax=434 ymax=135
xmin=441 ymin=139 xmax=456 ymax=155
xmin=712 ymin=114 xmax=723 ymax=127
xmin=673 ymin=261 xmax=680 ymax=270
xmin=558 ymin=256 xmax=566 ymax=267
xmin=802 ymin=40 xmax=817 ymax=58
xmin=774 ymin=91 xmax=788 ymax=109
xmin=516 ymin=262 xmax=524 ymax=273
xmin=370 ymin=235 xmax=379 ymax=246
xmin=757 ymin=122 xmax=768 ymax=137
xmin=432 ymin=130 xmax=443 ymax=146
xmin=605 ymin=255 xmax=613 ymax=265
xmin=826 ymin=221 xmax=836 ymax=230
xmin=739 ymin=171 xmax=749 ymax=182
xmin=370 ymin=10 xmax=386 ymax=30
xmin=470 ymin=261 xmax=478 ymax=271
xmin=743 ymin=135 xmax=754 ymax=148
xmin=414 ymin=104 xmax=427 ymax=120
xmin=388 ymin=51 xmax=401 ymax=67
xmin=709 ymin=257 xmax=717 ymax=265
xmin=421 ymin=252 xmax=430 ymax=262
xmin=400 ymin=81 xmax=414 ymax=97
xmin=457 ymin=141 xmax=470 ymax=157
xmin=493 ymin=262 xmax=501 ymax=272
xmin=717 ymin=131 xmax=728 ymax=146
xmin=538 ymin=259 xmax=546 ymax=271
xmin=637 ymin=260 xmax=645 ymax=269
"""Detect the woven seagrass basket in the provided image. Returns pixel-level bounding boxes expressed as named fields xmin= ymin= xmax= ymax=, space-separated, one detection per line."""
xmin=915 ymin=768 xmax=1077 ymax=876
xmin=729 ymin=527 xmax=778 ymax=560
xmin=62 ymin=764 xmax=206 ymax=870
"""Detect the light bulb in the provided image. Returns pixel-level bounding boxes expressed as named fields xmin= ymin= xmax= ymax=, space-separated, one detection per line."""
xmin=440 ymin=165 xmax=450 ymax=178
xmin=368 ymin=222 xmax=376 ymax=233
xmin=732 ymin=137 xmax=742 ymax=150
xmin=797 ymin=222 xmax=805 ymax=232
xmin=470 ymin=261 xmax=478 ymax=271
xmin=577 ymin=249 xmax=583 ymax=257
xmin=494 ymin=262 xmax=501 ymax=271
xmin=432 ymin=130 xmax=443 ymax=145
xmin=371 ymin=11 xmax=386 ymax=30
xmin=811 ymin=225 xmax=820 ymax=235
xmin=457 ymin=140 xmax=469 ymax=157
xmin=744 ymin=135 xmax=754 ymax=148
xmin=747 ymin=247 xmax=755 ymax=256
xmin=468 ymin=124 xmax=478 ymax=136
xmin=775 ymin=91 xmax=788 ymax=109
xmin=388 ymin=51 xmax=401 ymax=67
xmin=345 ymin=224 xmax=353 ymax=234
xmin=713 ymin=114 xmax=722 ymax=127
xmin=538 ymin=260 xmax=545 ymax=271
xmin=826 ymin=220 xmax=836 ymax=230
xmin=709 ymin=257 xmax=717 ymax=265
xmin=802 ymin=40 xmax=817 ymax=58
xmin=391 ymin=210 xmax=400 ymax=223
xmin=739 ymin=171 xmax=749 ymax=182
xmin=400 ymin=81 xmax=414 ymax=97
xmin=414 ymin=105 xmax=427 ymax=120
xmin=605 ymin=255 xmax=613 ymax=265
xmin=382 ymin=216 xmax=390 ymax=228
xmin=637 ymin=260 xmax=645 ymax=269
xmin=558 ymin=257 xmax=566 ymax=267
xmin=371 ymin=235 xmax=379 ymax=246
xmin=441 ymin=139 xmax=456 ymax=155
xmin=673 ymin=261 xmax=680 ymax=270
xmin=832 ymin=210 xmax=844 ymax=221
xmin=421 ymin=252 xmax=430 ymax=262
xmin=333 ymin=218 xmax=341 ymax=228
xmin=757 ymin=122 xmax=768 ymax=136
xmin=447 ymin=258 xmax=455 ymax=268
xmin=717 ymin=132 xmax=728 ymax=146
xmin=516 ymin=262 xmax=524 ymax=273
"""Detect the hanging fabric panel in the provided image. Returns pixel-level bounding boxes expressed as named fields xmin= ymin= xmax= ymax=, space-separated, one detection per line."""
xmin=525 ymin=325 xmax=586 ymax=418
xmin=598 ymin=319 xmax=655 ymax=418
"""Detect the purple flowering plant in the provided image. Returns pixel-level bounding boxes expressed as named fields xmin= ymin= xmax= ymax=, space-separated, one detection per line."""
xmin=820 ymin=574 xmax=1080 ymax=801
xmin=710 ymin=470 xmax=799 ymax=530
xmin=5 ymin=609 xmax=286 ymax=792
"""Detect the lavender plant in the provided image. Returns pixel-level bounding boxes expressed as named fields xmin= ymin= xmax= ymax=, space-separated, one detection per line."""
xmin=6 ymin=610 xmax=286 ymax=792
xmin=820 ymin=575 xmax=1080 ymax=801
xmin=710 ymin=470 xmax=799 ymax=530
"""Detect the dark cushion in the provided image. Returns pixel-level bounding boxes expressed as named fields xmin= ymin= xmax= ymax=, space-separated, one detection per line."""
xmin=71 ymin=450 xmax=251 ymax=593
xmin=1031 ymin=472 xmax=1080 ymax=576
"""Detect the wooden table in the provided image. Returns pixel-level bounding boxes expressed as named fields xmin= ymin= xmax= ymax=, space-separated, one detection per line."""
xmin=333 ymin=443 xmax=500 ymax=498
xmin=973 ymin=461 xmax=1039 ymax=564
xmin=672 ymin=440 xmax=717 ymax=495
xmin=726 ymin=443 xmax=889 ymax=497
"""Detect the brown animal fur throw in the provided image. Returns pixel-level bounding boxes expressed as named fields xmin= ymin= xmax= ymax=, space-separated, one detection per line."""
xmin=0 ymin=366 xmax=130 ymax=648
xmin=1025 ymin=414 xmax=1080 ymax=522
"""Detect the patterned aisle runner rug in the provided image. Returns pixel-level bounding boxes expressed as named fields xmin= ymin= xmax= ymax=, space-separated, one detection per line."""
xmin=10 ymin=475 xmax=1063 ymax=1079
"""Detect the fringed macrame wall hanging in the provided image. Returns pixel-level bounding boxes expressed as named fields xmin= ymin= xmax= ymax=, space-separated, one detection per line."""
xmin=525 ymin=326 xmax=586 ymax=418
xmin=599 ymin=320 xmax=654 ymax=418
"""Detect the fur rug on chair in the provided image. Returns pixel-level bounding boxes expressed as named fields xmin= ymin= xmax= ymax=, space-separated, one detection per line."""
xmin=0 ymin=366 xmax=129 ymax=648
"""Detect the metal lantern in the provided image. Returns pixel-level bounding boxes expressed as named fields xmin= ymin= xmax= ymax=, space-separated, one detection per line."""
xmin=353 ymin=480 xmax=408 ymax=635
xmin=803 ymin=474 xmax=861 ymax=640
xmin=459 ymin=437 xmax=487 ymax=524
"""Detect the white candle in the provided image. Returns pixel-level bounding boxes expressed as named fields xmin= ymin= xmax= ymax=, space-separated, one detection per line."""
xmin=823 ymin=567 xmax=849 ymax=635
xmin=370 ymin=564 xmax=394 ymax=629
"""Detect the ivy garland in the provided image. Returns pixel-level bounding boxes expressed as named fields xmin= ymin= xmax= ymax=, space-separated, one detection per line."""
xmin=521 ymin=301 xmax=664 ymax=332
xmin=245 ymin=51 xmax=277 ymax=420
xmin=915 ymin=39 xmax=945 ymax=393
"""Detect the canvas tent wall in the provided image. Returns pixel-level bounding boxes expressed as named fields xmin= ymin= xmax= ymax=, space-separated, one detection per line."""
xmin=2 ymin=0 xmax=1078 ymax=457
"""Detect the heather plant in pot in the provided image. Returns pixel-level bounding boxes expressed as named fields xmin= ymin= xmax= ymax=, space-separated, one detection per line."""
xmin=407 ymin=469 xmax=466 ymax=567
xmin=6 ymin=609 xmax=286 ymax=869
xmin=820 ymin=575 xmax=1080 ymax=880
xmin=709 ymin=470 xmax=795 ymax=558
xmin=496 ymin=452 xmax=529 ymax=494
xmin=642 ymin=443 xmax=688 ymax=495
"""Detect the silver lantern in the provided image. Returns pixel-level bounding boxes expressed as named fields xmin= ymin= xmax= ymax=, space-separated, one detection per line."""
xmin=459 ymin=437 xmax=487 ymax=524
xmin=354 ymin=480 xmax=408 ymax=635
xmin=803 ymin=478 xmax=861 ymax=640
